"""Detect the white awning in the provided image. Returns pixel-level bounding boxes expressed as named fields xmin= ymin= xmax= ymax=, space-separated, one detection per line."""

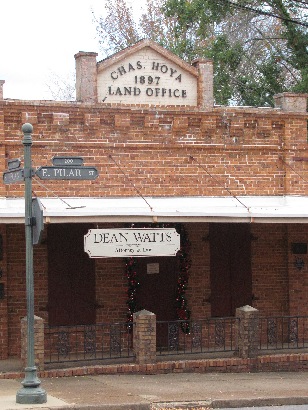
xmin=0 ymin=195 xmax=308 ymax=224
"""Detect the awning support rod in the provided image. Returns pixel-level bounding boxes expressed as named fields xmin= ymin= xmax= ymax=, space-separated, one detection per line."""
xmin=189 ymin=155 xmax=250 ymax=212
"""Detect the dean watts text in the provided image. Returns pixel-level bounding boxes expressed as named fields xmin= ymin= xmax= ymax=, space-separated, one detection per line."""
xmin=93 ymin=232 xmax=173 ymax=244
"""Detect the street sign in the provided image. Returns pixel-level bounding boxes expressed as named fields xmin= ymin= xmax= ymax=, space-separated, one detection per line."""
xmin=8 ymin=158 xmax=21 ymax=170
xmin=3 ymin=168 xmax=24 ymax=184
xmin=32 ymin=198 xmax=44 ymax=245
xmin=84 ymin=228 xmax=181 ymax=258
xmin=35 ymin=166 xmax=99 ymax=180
xmin=52 ymin=156 xmax=84 ymax=167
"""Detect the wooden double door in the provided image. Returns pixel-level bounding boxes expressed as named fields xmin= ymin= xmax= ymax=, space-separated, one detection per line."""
xmin=135 ymin=256 xmax=178 ymax=347
xmin=210 ymin=223 xmax=252 ymax=317
xmin=135 ymin=256 xmax=178 ymax=321
xmin=48 ymin=224 xmax=95 ymax=326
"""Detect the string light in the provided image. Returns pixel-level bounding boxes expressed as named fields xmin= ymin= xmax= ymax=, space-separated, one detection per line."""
xmin=125 ymin=257 xmax=139 ymax=328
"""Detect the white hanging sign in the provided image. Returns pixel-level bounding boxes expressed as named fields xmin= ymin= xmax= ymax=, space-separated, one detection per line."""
xmin=84 ymin=228 xmax=180 ymax=258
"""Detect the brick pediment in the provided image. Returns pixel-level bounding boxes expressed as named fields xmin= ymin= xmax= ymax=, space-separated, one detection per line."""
xmin=96 ymin=39 xmax=198 ymax=106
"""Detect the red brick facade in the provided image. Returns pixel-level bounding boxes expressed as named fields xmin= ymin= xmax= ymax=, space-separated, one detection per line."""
xmin=0 ymin=40 xmax=307 ymax=361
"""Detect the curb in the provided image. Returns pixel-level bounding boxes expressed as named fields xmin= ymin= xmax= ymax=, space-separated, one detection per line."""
xmin=210 ymin=396 xmax=308 ymax=408
xmin=15 ymin=406 xmax=151 ymax=410
xmin=5 ymin=405 xmax=150 ymax=410
xmin=152 ymin=401 xmax=212 ymax=409
xmin=16 ymin=396 xmax=308 ymax=410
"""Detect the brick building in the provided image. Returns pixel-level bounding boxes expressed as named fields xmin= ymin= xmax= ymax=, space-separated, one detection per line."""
xmin=0 ymin=40 xmax=308 ymax=363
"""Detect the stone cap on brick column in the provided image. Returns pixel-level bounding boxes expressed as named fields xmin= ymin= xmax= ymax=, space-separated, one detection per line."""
xmin=74 ymin=51 xmax=98 ymax=103
xmin=134 ymin=309 xmax=155 ymax=316
xmin=0 ymin=80 xmax=5 ymax=100
xmin=21 ymin=315 xmax=45 ymax=321
xmin=274 ymin=92 xmax=308 ymax=113
xmin=192 ymin=58 xmax=213 ymax=66
xmin=237 ymin=305 xmax=258 ymax=313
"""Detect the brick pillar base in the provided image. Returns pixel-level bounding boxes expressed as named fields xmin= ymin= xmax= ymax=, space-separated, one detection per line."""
xmin=133 ymin=309 xmax=156 ymax=364
xmin=236 ymin=305 xmax=260 ymax=359
xmin=21 ymin=315 xmax=45 ymax=371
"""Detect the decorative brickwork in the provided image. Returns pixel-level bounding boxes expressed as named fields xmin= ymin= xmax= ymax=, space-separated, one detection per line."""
xmin=1 ymin=100 xmax=307 ymax=199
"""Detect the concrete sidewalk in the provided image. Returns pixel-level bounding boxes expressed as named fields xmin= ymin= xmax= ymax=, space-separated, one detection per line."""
xmin=1 ymin=371 xmax=308 ymax=410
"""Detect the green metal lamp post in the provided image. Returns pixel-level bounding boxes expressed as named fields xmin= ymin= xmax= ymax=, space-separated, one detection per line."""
xmin=16 ymin=123 xmax=47 ymax=404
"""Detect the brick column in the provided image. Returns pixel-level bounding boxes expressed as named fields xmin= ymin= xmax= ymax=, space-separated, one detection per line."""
xmin=133 ymin=309 xmax=156 ymax=364
xmin=192 ymin=58 xmax=214 ymax=110
xmin=236 ymin=305 xmax=260 ymax=359
xmin=0 ymin=80 xmax=4 ymax=100
xmin=21 ymin=315 xmax=45 ymax=371
xmin=274 ymin=92 xmax=308 ymax=112
xmin=74 ymin=51 xmax=98 ymax=103
xmin=0 ymin=102 xmax=5 ymax=197
xmin=0 ymin=227 xmax=8 ymax=359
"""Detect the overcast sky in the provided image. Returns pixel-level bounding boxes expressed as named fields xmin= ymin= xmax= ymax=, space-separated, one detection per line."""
xmin=1 ymin=0 xmax=141 ymax=100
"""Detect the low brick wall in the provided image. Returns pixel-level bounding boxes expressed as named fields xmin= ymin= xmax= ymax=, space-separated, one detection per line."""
xmin=1 ymin=352 xmax=308 ymax=380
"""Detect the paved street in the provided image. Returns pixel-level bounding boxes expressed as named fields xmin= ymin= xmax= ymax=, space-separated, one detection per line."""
xmin=219 ymin=406 xmax=308 ymax=410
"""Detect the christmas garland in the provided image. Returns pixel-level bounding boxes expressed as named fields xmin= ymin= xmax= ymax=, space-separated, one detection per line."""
xmin=175 ymin=224 xmax=191 ymax=333
xmin=125 ymin=256 xmax=138 ymax=329
xmin=125 ymin=223 xmax=191 ymax=333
